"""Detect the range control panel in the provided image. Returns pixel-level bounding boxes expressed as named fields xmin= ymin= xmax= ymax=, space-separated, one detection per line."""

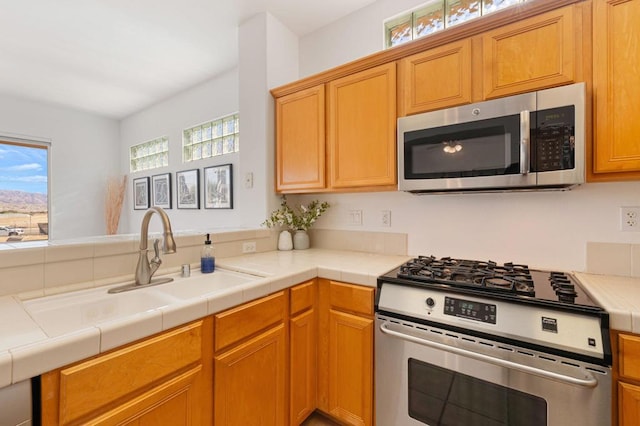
xmin=444 ymin=296 xmax=497 ymax=324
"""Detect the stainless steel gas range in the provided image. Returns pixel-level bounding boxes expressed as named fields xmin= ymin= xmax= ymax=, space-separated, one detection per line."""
xmin=375 ymin=255 xmax=611 ymax=426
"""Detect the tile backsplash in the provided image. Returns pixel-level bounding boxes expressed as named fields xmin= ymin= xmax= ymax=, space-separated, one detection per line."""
xmin=0 ymin=228 xmax=408 ymax=299
xmin=586 ymin=242 xmax=640 ymax=277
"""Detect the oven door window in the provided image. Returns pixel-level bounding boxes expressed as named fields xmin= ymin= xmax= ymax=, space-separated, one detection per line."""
xmin=408 ymin=358 xmax=547 ymax=426
xmin=403 ymin=114 xmax=522 ymax=179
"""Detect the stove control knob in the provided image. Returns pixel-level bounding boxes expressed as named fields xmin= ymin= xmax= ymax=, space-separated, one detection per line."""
xmin=426 ymin=297 xmax=435 ymax=308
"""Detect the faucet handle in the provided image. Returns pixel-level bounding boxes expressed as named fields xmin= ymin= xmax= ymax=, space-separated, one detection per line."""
xmin=152 ymin=239 xmax=161 ymax=263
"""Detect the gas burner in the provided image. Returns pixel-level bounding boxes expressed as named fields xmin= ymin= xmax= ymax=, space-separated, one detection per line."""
xmin=397 ymin=256 xmax=535 ymax=297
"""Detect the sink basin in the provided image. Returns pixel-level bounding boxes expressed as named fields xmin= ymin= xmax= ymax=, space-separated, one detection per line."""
xmin=155 ymin=268 xmax=262 ymax=300
xmin=22 ymin=287 xmax=177 ymax=337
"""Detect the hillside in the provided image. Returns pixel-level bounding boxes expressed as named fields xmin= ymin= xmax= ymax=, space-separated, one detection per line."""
xmin=0 ymin=189 xmax=48 ymax=213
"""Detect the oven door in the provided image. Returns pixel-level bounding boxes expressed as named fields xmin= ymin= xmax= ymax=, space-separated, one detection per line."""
xmin=375 ymin=316 xmax=611 ymax=426
xmin=398 ymin=92 xmax=536 ymax=192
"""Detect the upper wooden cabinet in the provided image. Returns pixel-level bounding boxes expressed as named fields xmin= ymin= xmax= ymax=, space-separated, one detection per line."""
xmin=327 ymin=62 xmax=397 ymax=189
xmin=591 ymin=0 xmax=640 ymax=180
xmin=398 ymin=38 xmax=473 ymax=116
xmin=481 ymin=5 xmax=580 ymax=99
xmin=274 ymin=63 xmax=397 ymax=194
xmin=275 ymin=85 xmax=326 ymax=192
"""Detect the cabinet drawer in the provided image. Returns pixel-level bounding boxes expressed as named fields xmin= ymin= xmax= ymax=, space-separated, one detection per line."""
xmin=215 ymin=291 xmax=286 ymax=352
xmin=328 ymin=281 xmax=374 ymax=316
xmin=57 ymin=320 xmax=203 ymax=425
xmin=291 ymin=279 xmax=316 ymax=316
xmin=619 ymin=333 xmax=640 ymax=381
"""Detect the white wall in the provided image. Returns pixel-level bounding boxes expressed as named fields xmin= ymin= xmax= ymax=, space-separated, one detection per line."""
xmin=119 ymin=70 xmax=241 ymax=235
xmin=0 ymin=95 xmax=120 ymax=239
xmin=294 ymin=1 xmax=640 ymax=271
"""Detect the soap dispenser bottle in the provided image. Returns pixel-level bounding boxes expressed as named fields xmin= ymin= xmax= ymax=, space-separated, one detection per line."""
xmin=201 ymin=233 xmax=215 ymax=273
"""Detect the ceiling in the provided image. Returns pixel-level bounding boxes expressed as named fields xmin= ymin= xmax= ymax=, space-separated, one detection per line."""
xmin=0 ymin=0 xmax=376 ymax=119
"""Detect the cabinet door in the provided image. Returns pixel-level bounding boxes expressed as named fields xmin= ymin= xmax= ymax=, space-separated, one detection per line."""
xmin=481 ymin=5 xmax=577 ymax=99
xmin=327 ymin=62 xmax=397 ymax=189
xmin=398 ymin=38 xmax=473 ymax=116
xmin=592 ymin=0 xmax=640 ymax=177
xmin=290 ymin=308 xmax=317 ymax=425
xmin=276 ymin=84 xmax=326 ymax=192
xmin=619 ymin=382 xmax=640 ymax=426
xmin=214 ymin=325 xmax=287 ymax=426
xmin=326 ymin=309 xmax=373 ymax=426
xmin=41 ymin=319 xmax=212 ymax=426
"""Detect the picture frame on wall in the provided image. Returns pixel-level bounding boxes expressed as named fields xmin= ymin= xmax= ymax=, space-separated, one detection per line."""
xmin=151 ymin=173 xmax=172 ymax=209
xmin=176 ymin=169 xmax=200 ymax=209
xmin=133 ymin=177 xmax=150 ymax=210
xmin=204 ymin=164 xmax=233 ymax=209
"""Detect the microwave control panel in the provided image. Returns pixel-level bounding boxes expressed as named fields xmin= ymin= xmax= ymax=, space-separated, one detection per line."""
xmin=533 ymin=105 xmax=576 ymax=172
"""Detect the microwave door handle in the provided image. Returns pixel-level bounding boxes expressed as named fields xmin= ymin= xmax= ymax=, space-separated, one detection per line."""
xmin=520 ymin=110 xmax=530 ymax=175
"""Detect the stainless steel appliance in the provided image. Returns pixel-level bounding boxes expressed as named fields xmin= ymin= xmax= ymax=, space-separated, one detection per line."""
xmin=398 ymin=83 xmax=585 ymax=193
xmin=375 ymin=256 xmax=611 ymax=426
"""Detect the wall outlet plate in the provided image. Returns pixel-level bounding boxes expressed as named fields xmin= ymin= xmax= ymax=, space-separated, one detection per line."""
xmin=242 ymin=241 xmax=256 ymax=253
xmin=620 ymin=206 xmax=640 ymax=231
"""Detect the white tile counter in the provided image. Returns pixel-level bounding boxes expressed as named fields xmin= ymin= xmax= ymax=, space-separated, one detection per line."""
xmin=0 ymin=249 xmax=410 ymax=388
xmin=576 ymin=272 xmax=640 ymax=334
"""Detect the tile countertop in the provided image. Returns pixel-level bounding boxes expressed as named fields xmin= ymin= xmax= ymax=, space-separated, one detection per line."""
xmin=0 ymin=249 xmax=410 ymax=389
xmin=576 ymin=272 xmax=640 ymax=334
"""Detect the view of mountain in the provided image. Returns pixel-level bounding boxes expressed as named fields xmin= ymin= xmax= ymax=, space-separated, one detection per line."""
xmin=0 ymin=189 xmax=48 ymax=212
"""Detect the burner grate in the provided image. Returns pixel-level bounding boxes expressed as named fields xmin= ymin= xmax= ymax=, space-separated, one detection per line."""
xmin=398 ymin=256 xmax=535 ymax=297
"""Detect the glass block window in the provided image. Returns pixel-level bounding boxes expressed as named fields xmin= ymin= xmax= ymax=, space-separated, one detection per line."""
xmin=183 ymin=113 xmax=239 ymax=162
xmin=385 ymin=0 xmax=529 ymax=48
xmin=129 ymin=137 xmax=169 ymax=173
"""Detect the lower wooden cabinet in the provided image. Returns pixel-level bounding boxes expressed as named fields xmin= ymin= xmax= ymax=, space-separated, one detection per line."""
xmin=213 ymin=291 xmax=287 ymax=426
xmin=318 ymin=279 xmax=375 ymax=426
xmin=615 ymin=331 xmax=640 ymax=426
xmin=290 ymin=280 xmax=318 ymax=425
xmin=40 ymin=318 xmax=213 ymax=426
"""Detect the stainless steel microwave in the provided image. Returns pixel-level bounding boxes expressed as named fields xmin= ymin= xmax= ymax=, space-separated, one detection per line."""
xmin=398 ymin=82 xmax=585 ymax=193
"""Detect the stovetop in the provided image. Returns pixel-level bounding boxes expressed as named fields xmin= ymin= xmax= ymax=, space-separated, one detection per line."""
xmin=380 ymin=255 xmax=603 ymax=313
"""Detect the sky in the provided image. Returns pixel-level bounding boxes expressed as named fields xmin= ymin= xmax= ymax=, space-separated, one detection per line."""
xmin=0 ymin=143 xmax=48 ymax=194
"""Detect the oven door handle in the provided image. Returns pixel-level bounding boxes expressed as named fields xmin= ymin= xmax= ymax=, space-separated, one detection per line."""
xmin=520 ymin=110 xmax=530 ymax=175
xmin=379 ymin=322 xmax=598 ymax=388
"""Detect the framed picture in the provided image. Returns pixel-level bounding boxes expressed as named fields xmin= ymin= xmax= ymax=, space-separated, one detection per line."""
xmin=133 ymin=177 xmax=150 ymax=210
xmin=176 ymin=169 xmax=200 ymax=209
xmin=204 ymin=164 xmax=233 ymax=209
xmin=151 ymin=173 xmax=172 ymax=209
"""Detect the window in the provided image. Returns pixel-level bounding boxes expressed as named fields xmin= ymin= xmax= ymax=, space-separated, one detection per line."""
xmin=183 ymin=113 xmax=239 ymax=162
xmin=385 ymin=0 xmax=529 ymax=48
xmin=0 ymin=139 xmax=49 ymax=243
xmin=129 ymin=136 xmax=169 ymax=173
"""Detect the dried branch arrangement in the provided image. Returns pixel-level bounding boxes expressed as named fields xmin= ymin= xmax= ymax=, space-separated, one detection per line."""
xmin=105 ymin=175 xmax=127 ymax=235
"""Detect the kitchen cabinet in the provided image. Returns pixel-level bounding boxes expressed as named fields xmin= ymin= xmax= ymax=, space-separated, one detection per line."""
xmin=327 ymin=62 xmax=397 ymax=190
xmin=213 ymin=291 xmax=287 ymax=426
xmin=274 ymin=63 xmax=397 ymax=194
xmin=40 ymin=318 xmax=213 ymax=426
xmin=275 ymin=85 xmax=326 ymax=192
xmin=591 ymin=0 xmax=640 ymax=180
xmin=290 ymin=279 xmax=318 ymax=425
xmin=398 ymin=38 xmax=473 ymax=116
xmin=480 ymin=4 xmax=582 ymax=100
xmin=318 ymin=279 xmax=374 ymax=426
xmin=615 ymin=331 xmax=640 ymax=426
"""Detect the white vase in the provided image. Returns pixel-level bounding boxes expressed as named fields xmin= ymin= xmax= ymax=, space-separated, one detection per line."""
xmin=277 ymin=230 xmax=293 ymax=251
xmin=293 ymin=230 xmax=310 ymax=250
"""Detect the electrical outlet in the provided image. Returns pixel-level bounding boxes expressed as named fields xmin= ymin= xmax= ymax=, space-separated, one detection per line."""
xmin=349 ymin=210 xmax=363 ymax=226
xmin=620 ymin=207 xmax=640 ymax=231
xmin=381 ymin=210 xmax=391 ymax=227
xmin=242 ymin=241 xmax=256 ymax=253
